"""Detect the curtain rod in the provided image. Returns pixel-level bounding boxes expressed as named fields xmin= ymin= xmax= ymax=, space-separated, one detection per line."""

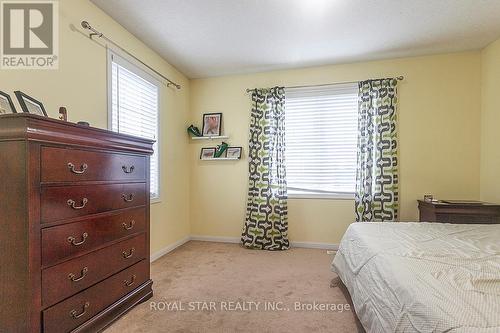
xmin=245 ymin=76 xmax=404 ymax=93
xmin=81 ymin=21 xmax=181 ymax=90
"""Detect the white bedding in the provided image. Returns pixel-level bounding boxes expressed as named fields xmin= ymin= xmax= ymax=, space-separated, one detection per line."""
xmin=331 ymin=222 xmax=500 ymax=333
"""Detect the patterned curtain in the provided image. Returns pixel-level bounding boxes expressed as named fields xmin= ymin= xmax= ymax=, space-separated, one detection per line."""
xmin=355 ymin=78 xmax=399 ymax=222
xmin=241 ymin=87 xmax=289 ymax=250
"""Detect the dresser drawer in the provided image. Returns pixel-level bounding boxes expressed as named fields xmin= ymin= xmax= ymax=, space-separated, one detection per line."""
xmin=42 ymin=208 xmax=146 ymax=266
xmin=41 ymin=183 xmax=146 ymax=223
xmin=435 ymin=213 xmax=498 ymax=224
xmin=43 ymin=260 xmax=149 ymax=333
xmin=41 ymin=146 xmax=146 ymax=182
xmin=42 ymin=233 xmax=146 ymax=308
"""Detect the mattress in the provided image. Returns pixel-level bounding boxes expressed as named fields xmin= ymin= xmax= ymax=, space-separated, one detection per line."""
xmin=331 ymin=222 xmax=500 ymax=333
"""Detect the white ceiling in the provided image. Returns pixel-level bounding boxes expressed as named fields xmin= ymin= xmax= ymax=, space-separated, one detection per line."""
xmin=90 ymin=0 xmax=500 ymax=79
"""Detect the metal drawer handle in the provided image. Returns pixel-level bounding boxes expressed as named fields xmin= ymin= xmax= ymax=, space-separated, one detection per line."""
xmin=122 ymin=193 xmax=134 ymax=202
xmin=67 ymin=162 xmax=88 ymax=174
xmin=122 ymin=165 xmax=135 ymax=174
xmin=122 ymin=248 xmax=135 ymax=259
xmin=67 ymin=198 xmax=88 ymax=210
xmin=67 ymin=232 xmax=88 ymax=246
xmin=122 ymin=220 xmax=136 ymax=230
xmin=68 ymin=267 xmax=89 ymax=282
xmin=70 ymin=302 xmax=89 ymax=319
xmin=124 ymin=274 xmax=137 ymax=287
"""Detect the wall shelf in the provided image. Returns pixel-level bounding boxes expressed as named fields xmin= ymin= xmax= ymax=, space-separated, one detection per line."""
xmin=191 ymin=135 xmax=229 ymax=140
xmin=201 ymin=157 xmax=240 ymax=161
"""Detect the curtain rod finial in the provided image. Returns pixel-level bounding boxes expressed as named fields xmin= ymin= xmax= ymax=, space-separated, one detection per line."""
xmin=81 ymin=21 xmax=91 ymax=29
xmin=168 ymin=82 xmax=181 ymax=89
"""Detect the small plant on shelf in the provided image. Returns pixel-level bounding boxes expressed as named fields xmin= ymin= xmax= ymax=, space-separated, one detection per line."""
xmin=214 ymin=142 xmax=228 ymax=157
xmin=187 ymin=124 xmax=202 ymax=137
xmin=199 ymin=143 xmax=242 ymax=160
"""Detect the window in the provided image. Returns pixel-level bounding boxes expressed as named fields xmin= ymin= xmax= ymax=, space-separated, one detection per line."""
xmin=108 ymin=51 xmax=161 ymax=200
xmin=284 ymin=83 xmax=358 ymax=198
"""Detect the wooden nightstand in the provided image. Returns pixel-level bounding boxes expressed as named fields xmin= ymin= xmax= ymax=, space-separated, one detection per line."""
xmin=418 ymin=200 xmax=500 ymax=224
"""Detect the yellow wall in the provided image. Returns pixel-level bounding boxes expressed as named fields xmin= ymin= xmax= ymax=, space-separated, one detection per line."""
xmin=480 ymin=38 xmax=500 ymax=203
xmin=0 ymin=0 xmax=191 ymax=254
xmin=190 ymin=52 xmax=482 ymax=244
xmin=1 ymin=0 xmax=494 ymax=249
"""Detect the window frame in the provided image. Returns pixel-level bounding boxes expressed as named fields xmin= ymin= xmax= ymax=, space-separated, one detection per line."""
xmin=287 ymin=191 xmax=355 ymax=200
xmin=284 ymin=83 xmax=358 ymax=200
xmin=106 ymin=49 xmax=162 ymax=203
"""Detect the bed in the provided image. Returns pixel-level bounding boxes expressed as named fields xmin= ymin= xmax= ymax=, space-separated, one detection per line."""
xmin=331 ymin=222 xmax=500 ymax=333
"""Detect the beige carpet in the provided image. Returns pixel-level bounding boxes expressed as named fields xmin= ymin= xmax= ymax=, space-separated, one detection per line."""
xmin=105 ymin=241 xmax=362 ymax=333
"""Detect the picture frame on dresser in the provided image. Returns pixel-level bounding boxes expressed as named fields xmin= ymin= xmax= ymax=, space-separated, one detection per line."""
xmin=0 ymin=91 xmax=16 ymax=114
xmin=14 ymin=90 xmax=48 ymax=116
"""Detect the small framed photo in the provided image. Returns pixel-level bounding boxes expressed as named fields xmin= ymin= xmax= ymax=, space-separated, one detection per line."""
xmin=14 ymin=91 xmax=47 ymax=117
xmin=226 ymin=147 xmax=242 ymax=159
xmin=202 ymin=113 xmax=222 ymax=136
xmin=200 ymin=147 xmax=216 ymax=160
xmin=0 ymin=91 xmax=17 ymax=115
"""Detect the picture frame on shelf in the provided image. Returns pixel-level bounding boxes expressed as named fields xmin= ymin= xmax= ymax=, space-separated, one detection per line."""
xmin=200 ymin=147 xmax=216 ymax=160
xmin=14 ymin=91 xmax=48 ymax=117
xmin=0 ymin=91 xmax=17 ymax=115
xmin=226 ymin=147 xmax=242 ymax=159
xmin=202 ymin=112 xmax=222 ymax=136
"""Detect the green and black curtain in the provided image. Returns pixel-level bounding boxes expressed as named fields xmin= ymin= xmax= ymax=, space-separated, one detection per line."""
xmin=241 ymin=87 xmax=289 ymax=250
xmin=355 ymin=78 xmax=399 ymax=222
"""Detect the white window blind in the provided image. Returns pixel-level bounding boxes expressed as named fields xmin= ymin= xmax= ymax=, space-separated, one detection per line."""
xmin=284 ymin=83 xmax=358 ymax=198
xmin=109 ymin=52 xmax=160 ymax=200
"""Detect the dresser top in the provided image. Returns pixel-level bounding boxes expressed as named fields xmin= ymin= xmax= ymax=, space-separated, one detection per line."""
xmin=417 ymin=199 xmax=500 ymax=208
xmin=0 ymin=113 xmax=154 ymax=154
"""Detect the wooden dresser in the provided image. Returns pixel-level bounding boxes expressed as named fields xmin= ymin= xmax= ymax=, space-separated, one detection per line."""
xmin=418 ymin=200 xmax=500 ymax=224
xmin=0 ymin=114 xmax=154 ymax=333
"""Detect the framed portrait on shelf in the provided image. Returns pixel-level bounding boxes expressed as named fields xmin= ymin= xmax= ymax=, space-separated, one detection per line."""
xmin=226 ymin=147 xmax=242 ymax=159
xmin=200 ymin=147 xmax=216 ymax=160
xmin=202 ymin=113 xmax=222 ymax=136
xmin=14 ymin=91 xmax=48 ymax=117
xmin=0 ymin=91 xmax=17 ymax=115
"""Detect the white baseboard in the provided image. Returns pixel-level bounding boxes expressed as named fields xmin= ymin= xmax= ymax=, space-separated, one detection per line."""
xmin=190 ymin=235 xmax=338 ymax=250
xmin=290 ymin=241 xmax=338 ymax=250
xmin=150 ymin=235 xmax=338 ymax=262
xmin=150 ymin=236 xmax=190 ymax=262
xmin=190 ymin=235 xmax=240 ymax=243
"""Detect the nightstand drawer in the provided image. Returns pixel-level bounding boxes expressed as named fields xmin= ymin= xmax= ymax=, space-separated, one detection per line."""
xmin=42 ymin=207 xmax=146 ymax=266
xmin=41 ymin=146 xmax=146 ymax=182
xmin=435 ymin=213 xmax=499 ymax=224
xmin=418 ymin=200 xmax=500 ymax=224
